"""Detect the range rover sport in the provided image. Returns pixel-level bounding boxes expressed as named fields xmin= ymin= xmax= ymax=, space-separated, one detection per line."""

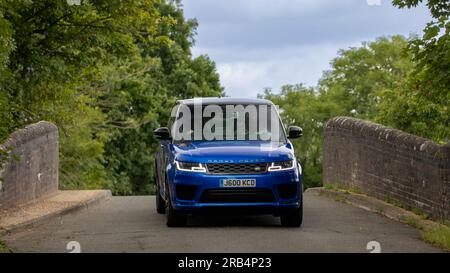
xmin=154 ymin=98 xmax=303 ymax=227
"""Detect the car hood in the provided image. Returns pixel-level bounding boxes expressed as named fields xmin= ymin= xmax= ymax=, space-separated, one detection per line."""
xmin=172 ymin=141 xmax=294 ymax=164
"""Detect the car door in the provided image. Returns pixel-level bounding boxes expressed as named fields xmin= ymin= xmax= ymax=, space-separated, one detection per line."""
xmin=154 ymin=135 xmax=164 ymax=195
xmin=158 ymin=105 xmax=178 ymax=198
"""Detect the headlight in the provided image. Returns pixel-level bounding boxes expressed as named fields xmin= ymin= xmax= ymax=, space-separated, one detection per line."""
xmin=268 ymin=159 xmax=295 ymax=172
xmin=175 ymin=160 xmax=206 ymax=173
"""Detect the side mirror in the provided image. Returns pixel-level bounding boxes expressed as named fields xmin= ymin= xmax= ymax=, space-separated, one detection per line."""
xmin=154 ymin=127 xmax=171 ymax=140
xmin=288 ymin=126 xmax=303 ymax=139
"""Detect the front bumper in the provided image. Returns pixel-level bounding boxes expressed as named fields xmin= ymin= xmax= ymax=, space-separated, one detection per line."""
xmin=168 ymin=168 xmax=302 ymax=215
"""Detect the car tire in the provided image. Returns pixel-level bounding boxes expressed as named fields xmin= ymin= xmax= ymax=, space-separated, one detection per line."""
xmin=156 ymin=184 xmax=166 ymax=214
xmin=166 ymin=192 xmax=187 ymax=227
xmin=280 ymin=199 xmax=303 ymax=227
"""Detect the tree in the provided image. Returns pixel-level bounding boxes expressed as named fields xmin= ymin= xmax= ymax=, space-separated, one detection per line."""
xmin=261 ymin=36 xmax=414 ymax=188
xmin=0 ymin=4 xmax=14 ymax=141
xmin=318 ymin=36 xmax=414 ymax=120
xmin=98 ymin=0 xmax=223 ymax=195
xmin=384 ymin=0 xmax=450 ymax=142
xmin=261 ymin=1 xmax=449 ymax=189
xmin=0 ymin=0 xmax=223 ymax=194
xmin=262 ymin=85 xmax=335 ymax=188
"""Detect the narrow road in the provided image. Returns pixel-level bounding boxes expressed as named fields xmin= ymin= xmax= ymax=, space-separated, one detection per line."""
xmin=3 ymin=191 xmax=442 ymax=253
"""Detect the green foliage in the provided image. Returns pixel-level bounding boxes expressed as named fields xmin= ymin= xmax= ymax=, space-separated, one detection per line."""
xmin=261 ymin=36 xmax=413 ymax=188
xmin=97 ymin=0 xmax=223 ymax=195
xmin=386 ymin=0 xmax=450 ymax=143
xmin=318 ymin=35 xmax=414 ymax=120
xmin=261 ymin=0 xmax=449 ymax=187
xmin=423 ymin=225 xmax=450 ymax=251
xmin=392 ymin=0 xmax=449 ymax=18
xmin=0 ymin=239 xmax=14 ymax=253
xmin=0 ymin=0 xmax=223 ymax=194
xmin=0 ymin=6 xmax=14 ymax=143
xmin=2 ymin=0 xmax=446 ymax=196
xmin=261 ymin=84 xmax=330 ymax=188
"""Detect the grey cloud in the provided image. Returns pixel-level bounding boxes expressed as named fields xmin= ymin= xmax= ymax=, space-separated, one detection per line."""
xmin=182 ymin=0 xmax=432 ymax=98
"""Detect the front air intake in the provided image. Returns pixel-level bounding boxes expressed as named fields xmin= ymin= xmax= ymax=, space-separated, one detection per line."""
xmin=199 ymin=188 xmax=275 ymax=203
xmin=206 ymin=163 xmax=268 ymax=175
xmin=175 ymin=185 xmax=198 ymax=200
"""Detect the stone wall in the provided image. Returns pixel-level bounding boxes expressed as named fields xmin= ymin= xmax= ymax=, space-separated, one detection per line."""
xmin=323 ymin=117 xmax=449 ymax=220
xmin=0 ymin=122 xmax=59 ymax=209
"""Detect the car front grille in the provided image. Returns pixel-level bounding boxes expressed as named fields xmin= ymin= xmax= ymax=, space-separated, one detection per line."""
xmin=206 ymin=163 xmax=268 ymax=175
xmin=199 ymin=188 xmax=275 ymax=203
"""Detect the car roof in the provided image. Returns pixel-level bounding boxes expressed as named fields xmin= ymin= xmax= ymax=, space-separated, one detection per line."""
xmin=177 ymin=97 xmax=274 ymax=105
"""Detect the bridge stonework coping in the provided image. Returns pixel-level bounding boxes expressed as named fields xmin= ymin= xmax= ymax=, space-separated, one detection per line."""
xmin=0 ymin=121 xmax=59 ymax=209
xmin=323 ymin=117 xmax=449 ymax=221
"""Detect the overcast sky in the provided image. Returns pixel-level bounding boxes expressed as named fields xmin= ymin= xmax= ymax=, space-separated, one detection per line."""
xmin=182 ymin=0 xmax=431 ymax=98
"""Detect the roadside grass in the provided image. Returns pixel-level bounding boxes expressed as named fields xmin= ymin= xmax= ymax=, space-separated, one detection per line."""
xmin=411 ymin=208 xmax=430 ymax=220
xmin=324 ymin=183 xmax=362 ymax=195
xmin=0 ymin=239 xmax=14 ymax=253
xmin=423 ymin=225 xmax=450 ymax=251
xmin=348 ymin=186 xmax=362 ymax=194
xmin=323 ymin=183 xmax=339 ymax=191
xmin=404 ymin=216 xmax=421 ymax=229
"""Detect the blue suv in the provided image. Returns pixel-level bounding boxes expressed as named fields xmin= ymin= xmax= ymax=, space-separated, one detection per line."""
xmin=154 ymin=98 xmax=303 ymax=227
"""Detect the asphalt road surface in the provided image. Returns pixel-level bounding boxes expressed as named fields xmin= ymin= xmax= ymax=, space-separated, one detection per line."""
xmin=4 ymin=191 xmax=442 ymax=253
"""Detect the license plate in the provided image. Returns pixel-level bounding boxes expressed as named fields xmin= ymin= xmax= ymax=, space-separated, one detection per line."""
xmin=221 ymin=179 xmax=256 ymax=188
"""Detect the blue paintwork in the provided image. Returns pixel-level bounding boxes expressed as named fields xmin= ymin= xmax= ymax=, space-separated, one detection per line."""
xmin=155 ymin=98 xmax=302 ymax=215
xmin=174 ymin=141 xmax=294 ymax=164
xmin=169 ymin=163 xmax=301 ymax=212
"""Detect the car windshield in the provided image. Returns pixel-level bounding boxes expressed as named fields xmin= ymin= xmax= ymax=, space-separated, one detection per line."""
xmin=171 ymin=104 xmax=287 ymax=143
